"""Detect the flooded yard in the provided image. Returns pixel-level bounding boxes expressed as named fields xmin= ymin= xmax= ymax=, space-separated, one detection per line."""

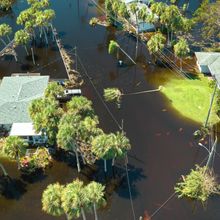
xmin=0 ymin=0 xmax=220 ymax=219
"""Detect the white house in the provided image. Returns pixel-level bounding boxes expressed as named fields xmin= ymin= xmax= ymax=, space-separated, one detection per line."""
xmin=10 ymin=123 xmax=47 ymax=145
xmin=0 ymin=75 xmax=49 ymax=143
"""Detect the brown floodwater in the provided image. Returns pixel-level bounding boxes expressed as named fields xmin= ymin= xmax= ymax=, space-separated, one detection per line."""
xmin=0 ymin=0 xmax=220 ymax=220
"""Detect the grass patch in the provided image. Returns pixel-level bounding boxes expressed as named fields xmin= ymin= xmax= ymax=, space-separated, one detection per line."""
xmin=161 ymin=75 xmax=219 ymax=125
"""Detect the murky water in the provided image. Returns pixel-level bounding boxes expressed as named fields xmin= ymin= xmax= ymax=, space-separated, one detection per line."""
xmin=0 ymin=0 xmax=220 ymax=220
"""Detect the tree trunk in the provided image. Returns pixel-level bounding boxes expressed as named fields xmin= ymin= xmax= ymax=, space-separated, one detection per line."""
xmin=31 ymin=47 xmax=36 ymax=65
xmin=0 ymin=163 xmax=8 ymax=176
xmin=93 ymin=203 xmax=98 ymax=220
xmin=24 ymin=45 xmax=29 ymax=55
xmin=135 ymin=15 xmax=139 ymax=60
xmin=6 ymin=35 xmax=11 ymax=43
xmin=81 ymin=207 xmax=86 ymax=220
xmin=13 ymin=49 xmax=18 ymax=62
xmin=80 ymin=151 xmax=86 ymax=165
xmin=0 ymin=38 xmax=7 ymax=46
xmin=40 ymin=27 xmax=43 ymax=38
xmin=50 ymin=23 xmax=55 ymax=41
xmin=180 ymin=58 xmax=182 ymax=71
xmin=104 ymin=159 xmax=107 ymax=173
xmin=75 ymin=150 xmax=81 ymax=172
xmin=43 ymin=27 xmax=48 ymax=45
xmin=112 ymin=157 xmax=116 ymax=178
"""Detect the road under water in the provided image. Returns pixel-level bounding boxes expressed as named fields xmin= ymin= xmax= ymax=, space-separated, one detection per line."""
xmin=0 ymin=0 xmax=220 ymax=220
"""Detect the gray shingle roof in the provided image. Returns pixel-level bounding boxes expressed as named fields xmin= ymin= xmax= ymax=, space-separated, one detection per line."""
xmin=0 ymin=76 xmax=49 ymax=124
xmin=195 ymin=52 xmax=220 ymax=66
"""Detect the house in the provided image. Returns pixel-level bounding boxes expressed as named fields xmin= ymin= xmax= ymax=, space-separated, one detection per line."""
xmin=195 ymin=52 xmax=220 ymax=86
xmin=195 ymin=52 xmax=220 ymax=74
xmin=123 ymin=0 xmax=156 ymax=33
xmin=0 ymin=75 xmax=49 ymax=142
xmin=10 ymin=123 xmax=47 ymax=145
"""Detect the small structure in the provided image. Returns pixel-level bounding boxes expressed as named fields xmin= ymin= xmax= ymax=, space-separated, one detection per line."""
xmin=0 ymin=75 xmax=49 ymax=135
xmin=195 ymin=52 xmax=220 ymax=86
xmin=195 ymin=52 xmax=220 ymax=74
xmin=10 ymin=123 xmax=47 ymax=145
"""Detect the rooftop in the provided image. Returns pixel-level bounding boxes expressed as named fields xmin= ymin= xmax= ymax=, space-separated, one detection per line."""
xmin=0 ymin=75 xmax=49 ymax=124
xmin=10 ymin=123 xmax=41 ymax=136
xmin=195 ymin=52 xmax=220 ymax=86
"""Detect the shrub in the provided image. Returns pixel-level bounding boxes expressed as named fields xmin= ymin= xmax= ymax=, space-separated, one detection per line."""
xmin=20 ymin=147 xmax=52 ymax=174
xmin=175 ymin=165 xmax=220 ymax=203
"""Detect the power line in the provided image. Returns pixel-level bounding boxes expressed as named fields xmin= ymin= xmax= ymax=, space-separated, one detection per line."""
xmin=77 ymin=53 xmax=137 ymax=220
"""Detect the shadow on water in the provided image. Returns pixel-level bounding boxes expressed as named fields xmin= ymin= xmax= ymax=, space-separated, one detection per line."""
xmin=0 ymin=176 xmax=27 ymax=200
xmin=117 ymin=164 xmax=147 ymax=199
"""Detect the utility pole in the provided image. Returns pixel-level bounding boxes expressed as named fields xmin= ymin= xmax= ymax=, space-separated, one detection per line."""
xmin=206 ymin=137 xmax=217 ymax=167
xmin=204 ymin=82 xmax=218 ymax=127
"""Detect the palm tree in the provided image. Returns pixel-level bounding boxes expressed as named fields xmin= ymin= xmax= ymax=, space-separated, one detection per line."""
xmin=0 ymin=0 xmax=14 ymax=11
xmin=42 ymin=183 xmax=64 ymax=217
xmin=147 ymin=32 xmax=166 ymax=63
xmin=44 ymin=81 xmax=64 ymax=98
xmin=14 ymin=29 xmax=31 ymax=56
xmin=35 ymin=9 xmax=55 ymax=44
xmin=150 ymin=2 xmax=166 ymax=20
xmin=61 ymin=179 xmax=89 ymax=220
xmin=85 ymin=181 xmax=105 ymax=220
xmin=66 ymin=96 xmax=94 ymax=118
xmin=29 ymin=97 xmax=63 ymax=145
xmin=92 ymin=132 xmax=131 ymax=173
xmin=2 ymin=136 xmax=27 ymax=167
xmin=138 ymin=6 xmax=148 ymax=36
xmin=57 ymin=114 xmax=82 ymax=172
xmin=0 ymin=24 xmax=12 ymax=45
xmin=173 ymin=37 xmax=190 ymax=71
xmin=160 ymin=5 xmax=180 ymax=44
xmin=108 ymin=40 xmax=136 ymax=65
xmin=118 ymin=2 xmax=130 ymax=21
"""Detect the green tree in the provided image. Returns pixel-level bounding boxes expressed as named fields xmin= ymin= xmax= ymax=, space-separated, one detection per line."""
xmin=147 ymin=32 xmax=166 ymax=63
xmin=2 ymin=136 xmax=27 ymax=166
xmin=42 ymin=183 xmax=64 ymax=217
xmin=91 ymin=132 xmax=131 ymax=172
xmin=194 ymin=0 xmax=220 ymax=40
xmin=14 ymin=29 xmax=31 ymax=55
xmin=29 ymin=97 xmax=63 ymax=145
xmin=173 ymin=37 xmax=190 ymax=71
xmin=85 ymin=182 xmax=105 ymax=220
xmin=0 ymin=0 xmax=14 ymax=11
xmin=160 ymin=5 xmax=181 ymax=44
xmin=57 ymin=114 xmax=82 ymax=172
xmin=150 ymin=2 xmax=166 ymax=20
xmin=0 ymin=24 xmax=12 ymax=45
xmin=61 ymin=179 xmax=89 ymax=220
xmin=44 ymin=81 xmax=64 ymax=98
xmin=66 ymin=96 xmax=94 ymax=118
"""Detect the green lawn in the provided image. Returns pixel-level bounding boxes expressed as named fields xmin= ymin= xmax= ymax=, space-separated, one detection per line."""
xmin=161 ymin=75 xmax=219 ymax=125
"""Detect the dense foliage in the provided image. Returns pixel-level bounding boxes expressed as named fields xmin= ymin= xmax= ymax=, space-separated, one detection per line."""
xmin=42 ymin=179 xmax=106 ymax=219
xmin=175 ymin=165 xmax=220 ymax=202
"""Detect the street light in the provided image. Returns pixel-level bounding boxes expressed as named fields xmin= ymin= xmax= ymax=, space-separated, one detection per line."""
xmin=198 ymin=138 xmax=217 ymax=167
